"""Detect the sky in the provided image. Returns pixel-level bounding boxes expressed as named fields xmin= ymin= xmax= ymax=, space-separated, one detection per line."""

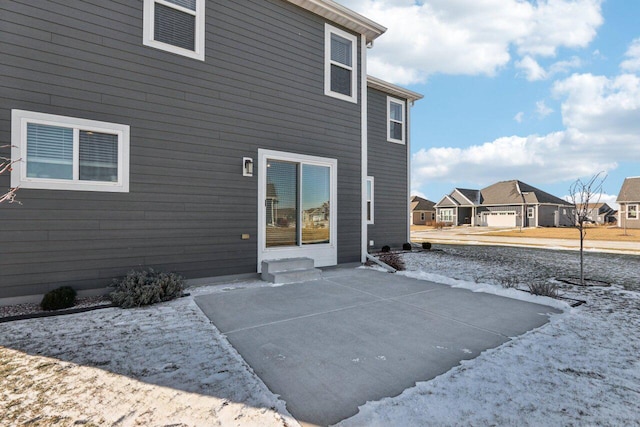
xmin=340 ymin=0 xmax=640 ymax=209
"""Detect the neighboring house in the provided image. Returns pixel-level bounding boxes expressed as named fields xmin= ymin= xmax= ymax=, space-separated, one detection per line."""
xmin=410 ymin=195 xmax=436 ymax=225
xmin=0 ymin=1 xmax=421 ymax=302
xmin=434 ymin=188 xmax=481 ymax=226
xmin=435 ymin=180 xmax=575 ymax=227
xmin=617 ymin=177 xmax=640 ymax=229
xmin=576 ymin=203 xmax=617 ymax=225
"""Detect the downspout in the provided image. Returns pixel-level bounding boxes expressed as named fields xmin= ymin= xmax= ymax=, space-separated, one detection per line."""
xmin=360 ymin=34 xmax=368 ymax=263
xmin=406 ymin=99 xmax=412 ymax=243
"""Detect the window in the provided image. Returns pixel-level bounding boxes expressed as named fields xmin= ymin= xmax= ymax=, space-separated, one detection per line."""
xmin=366 ymin=177 xmax=374 ymax=224
xmin=420 ymin=212 xmax=426 ymax=221
xmin=325 ymin=24 xmax=357 ymax=103
xmin=431 ymin=212 xmax=435 ymax=220
xmin=143 ymin=0 xmax=205 ymax=61
xmin=11 ymin=110 xmax=130 ymax=192
xmin=440 ymin=208 xmax=453 ymax=222
xmin=387 ymin=97 xmax=405 ymax=144
xmin=527 ymin=207 xmax=534 ymax=218
xmin=628 ymin=204 xmax=638 ymax=220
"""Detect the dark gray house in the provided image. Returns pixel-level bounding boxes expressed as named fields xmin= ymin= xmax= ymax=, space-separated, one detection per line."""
xmin=0 ymin=0 xmax=422 ymax=303
xmin=617 ymin=177 xmax=640 ymax=229
xmin=435 ymin=180 xmax=575 ymax=227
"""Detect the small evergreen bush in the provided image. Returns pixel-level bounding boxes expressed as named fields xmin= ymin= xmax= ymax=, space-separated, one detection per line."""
xmin=110 ymin=268 xmax=185 ymax=308
xmin=40 ymin=286 xmax=76 ymax=311
xmin=381 ymin=245 xmax=391 ymax=253
xmin=402 ymin=243 xmax=412 ymax=251
xmin=422 ymin=242 xmax=432 ymax=250
xmin=379 ymin=252 xmax=405 ymax=271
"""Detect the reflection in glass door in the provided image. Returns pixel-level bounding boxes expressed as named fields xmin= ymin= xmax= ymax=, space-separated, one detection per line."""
xmin=265 ymin=160 xmax=331 ymax=248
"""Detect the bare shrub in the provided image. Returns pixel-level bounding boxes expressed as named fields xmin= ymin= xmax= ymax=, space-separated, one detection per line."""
xmin=500 ymin=276 xmax=520 ymax=289
xmin=527 ymin=281 xmax=559 ymax=298
xmin=378 ymin=253 xmax=405 ymax=271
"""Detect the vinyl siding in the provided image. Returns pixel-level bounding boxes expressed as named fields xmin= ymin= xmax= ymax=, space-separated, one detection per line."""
xmin=366 ymin=88 xmax=408 ymax=249
xmin=0 ymin=0 xmax=363 ymax=298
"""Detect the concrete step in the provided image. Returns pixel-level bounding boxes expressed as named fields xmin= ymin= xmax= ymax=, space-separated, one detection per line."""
xmin=261 ymin=257 xmax=315 ymax=274
xmin=261 ymin=258 xmax=321 ymax=284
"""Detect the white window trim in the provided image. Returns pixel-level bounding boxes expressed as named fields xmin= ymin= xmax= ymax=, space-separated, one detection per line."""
xmin=143 ymin=0 xmax=205 ymax=61
xmin=387 ymin=96 xmax=406 ymax=144
xmin=366 ymin=176 xmax=374 ymax=224
xmin=627 ymin=204 xmax=639 ymax=220
xmin=527 ymin=207 xmax=534 ymax=218
xmin=324 ymin=23 xmax=358 ymax=104
xmin=11 ymin=110 xmax=130 ymax=193
xmin=440 ymin=208 xmax=453 ymax=222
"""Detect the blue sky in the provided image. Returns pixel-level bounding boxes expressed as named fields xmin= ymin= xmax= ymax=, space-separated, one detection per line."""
xmin=342 ymin=0 xmax=640 ymax=208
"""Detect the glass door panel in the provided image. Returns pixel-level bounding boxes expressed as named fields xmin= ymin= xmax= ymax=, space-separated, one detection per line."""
xmin=301 ymin=164 xmax=330 ymax=245
xmin=265 ymin=160 xmax=298 ymax=247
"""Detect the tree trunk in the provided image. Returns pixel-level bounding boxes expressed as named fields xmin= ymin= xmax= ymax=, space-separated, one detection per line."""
xmin=580 ymin=229 xmax=585 ymax=286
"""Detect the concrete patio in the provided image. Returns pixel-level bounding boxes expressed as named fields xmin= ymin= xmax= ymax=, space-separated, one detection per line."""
xmin=195 ymin=267 xmax=561 ymax=426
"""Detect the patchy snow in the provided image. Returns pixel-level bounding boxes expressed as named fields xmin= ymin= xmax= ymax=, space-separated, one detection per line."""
xmin=0 ymin=285 xmax=298 ymax=427
xmin=337 ymin=246 xmax=640 ymax=427
xmin=2 ymin=245 xmax=639 ymax=426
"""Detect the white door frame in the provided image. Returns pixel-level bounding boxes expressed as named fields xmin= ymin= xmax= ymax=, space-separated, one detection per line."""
xmin=257 ymin=149 xmax=338 ymax=272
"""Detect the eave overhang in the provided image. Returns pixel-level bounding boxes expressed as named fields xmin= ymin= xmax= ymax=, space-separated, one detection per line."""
xmin=285 ymin=0 xmax=386 ymax=43
xmin=367 ymin=75 xmax=424 ymax=102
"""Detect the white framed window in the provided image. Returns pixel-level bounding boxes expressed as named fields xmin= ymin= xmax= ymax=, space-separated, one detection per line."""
xmin=325 ymin=24 xmax=357 ymax=103
xmin=420 ymin=212 xmax=426 ymax=221
xmin=431 ymin=212 xmax=435 ymax=220
xmin=387 ymin=96 xmax=405 ymax=144
xmin=628 ymin=204 xmax=638 ymax=220
xmin=143 ymin=0 xmax=205 ymax=61
xmin=366 ymin=176 xmax=374 ymax=224
xmin=11 ymin=110 xmax=130 ymax=192
xmin=440 ymin=208 xmax=453 ymax=222
xmin=527 ymin=207 xmax=534 ymax=218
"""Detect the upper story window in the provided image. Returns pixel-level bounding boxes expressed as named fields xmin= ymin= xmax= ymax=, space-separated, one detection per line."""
xmin=143 ymin=0 xmax=205 ymax=61
xmin=387 ymin=96 xmax=405 ymax=144
xmin=325 ymin=24 xmax=358 ymax=103
xmin=11 ymin=110 xmax=130 ymax=193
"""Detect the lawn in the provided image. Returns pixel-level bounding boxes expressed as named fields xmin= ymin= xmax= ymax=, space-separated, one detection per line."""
xmin=484 ymin=226 xmax=640 ymax=241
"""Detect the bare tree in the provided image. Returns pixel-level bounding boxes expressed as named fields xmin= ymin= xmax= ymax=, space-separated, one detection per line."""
xmin=567 ymin=172 xmax=606 ymax=286
xmin=1 ymin=145 xmax=19 ymax=204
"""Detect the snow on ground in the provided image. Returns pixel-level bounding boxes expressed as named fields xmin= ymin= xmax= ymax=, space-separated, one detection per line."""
xmin=338 ymin=246 xmax=640 ymax=427
xmin=1 ymin=245 xmax=639 ymax=426
xmin=0 ymin=281 xmax=298 ymax=427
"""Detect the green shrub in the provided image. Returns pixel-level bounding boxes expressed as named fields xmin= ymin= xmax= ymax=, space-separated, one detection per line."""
xmin=40 ymin=286 xmax=76 ymax=311
xmin=110 ymin=268 xmax=185 ymax=308
xmin=422 ymin=242 xmax=432 ymax=250
xmin=379 ymin=252 xmax=405 ymax=271
xmin=402 ymin=243 xmax=412 ymax=251
xmin=381 ymin=245 xmax=391 ymax=253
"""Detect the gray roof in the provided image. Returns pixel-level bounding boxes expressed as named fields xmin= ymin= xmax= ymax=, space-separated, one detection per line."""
xmin=454 ymin=188 xmax=481 ymax=205
xmin=410 ymin=195 xmax=435 ymax=211
xmin=480 ymin=180 xmax=572 ymax=206
xmin=617 ymin=177 xmax=640 ymax=202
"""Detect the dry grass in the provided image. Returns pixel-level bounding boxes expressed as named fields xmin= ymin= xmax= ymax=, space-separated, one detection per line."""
xmin=485 ymin=226 xmax=640 ymax=242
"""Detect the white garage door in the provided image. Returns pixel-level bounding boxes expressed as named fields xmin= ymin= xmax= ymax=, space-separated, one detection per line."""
xmin=486 ymin=211 xmax=517 ymax=227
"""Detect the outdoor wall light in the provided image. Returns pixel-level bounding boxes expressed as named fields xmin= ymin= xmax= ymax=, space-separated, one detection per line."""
xmin=243 ymin=157 xmax=253 ymax=177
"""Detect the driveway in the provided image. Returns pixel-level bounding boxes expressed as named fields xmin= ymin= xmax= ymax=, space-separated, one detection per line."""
xmin=195 ymin=267 xmax=560 ymax=426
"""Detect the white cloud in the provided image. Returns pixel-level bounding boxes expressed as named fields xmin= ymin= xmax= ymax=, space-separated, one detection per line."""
xmin=621 ymin=38 xmax=640 ymax=73
xmin=516 ymin=56 xmax=583 ymax=81
xmin=340 ymin=0 xmax=603 ymax=84
xmin=535 ymin=100 xmax=554 ymax=117
xmin=514 ymin=112 xmax=524 ymax=123
xmin=412 ymin=70 xmax=640 ymax=191
xmin=516 ymin=56 xmax=547 ymax=81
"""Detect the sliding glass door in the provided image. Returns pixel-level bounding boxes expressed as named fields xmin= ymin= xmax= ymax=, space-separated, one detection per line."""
xmin=259 ymin=150 xmax=337 ymax=270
